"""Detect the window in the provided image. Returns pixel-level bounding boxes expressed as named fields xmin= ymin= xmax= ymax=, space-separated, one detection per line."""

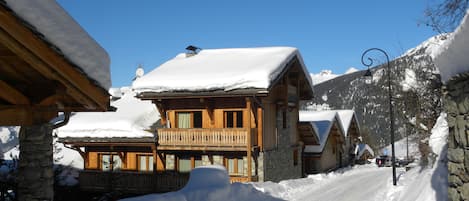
xmin=100 ymin=154 xmax=122 ymax=171
xmin=224 ymin=111 xmax=243 ymax=128
xmin=177 ymin=111 xmax=202 ymax=128
xmin=165 ymin=154 xmax=175 ymax=171
xmin=178 ymin=157 xmax=191 ymax=173
xmin=138 ymin=155 xmax=154 ymax=172
xmin=225 ymin=157 xmax=245 ymax=176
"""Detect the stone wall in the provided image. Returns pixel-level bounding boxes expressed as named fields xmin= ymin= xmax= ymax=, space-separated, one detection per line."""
xmin=445 ymin=73 xmax=469 ymax=201
xmin=17 ymin=124 xmax=54 ymax=201
xmin=260 ymin=109 xmax=302 ymax=182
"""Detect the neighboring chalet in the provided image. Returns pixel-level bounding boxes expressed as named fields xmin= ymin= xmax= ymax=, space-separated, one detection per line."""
xmin=56 ymin=87 xmax=179 ymax=194
xmin=132 ymin=47 xmax=314 ymax=183
xmin=0 ymin=0 xmax=111 ymax=200
xmin=354 ymin=144 xmax=374 ymax=164
xmin=298 ymin=110 xmax=361 ymax=174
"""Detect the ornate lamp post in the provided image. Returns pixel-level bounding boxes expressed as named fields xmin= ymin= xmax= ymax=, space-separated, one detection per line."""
xmin=361 ymin=48 xmax=397 ymax=186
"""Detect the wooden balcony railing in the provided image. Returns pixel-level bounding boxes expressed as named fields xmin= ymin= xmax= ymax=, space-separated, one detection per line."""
xmin=157 ymin=128 xmax=257 ymax=151
xmin=79 ymin=170 xmax=189 ymax=194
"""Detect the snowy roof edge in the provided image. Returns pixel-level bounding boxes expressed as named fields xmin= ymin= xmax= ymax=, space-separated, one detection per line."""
xmin=3 ymin=0 xmax=111 ymax=90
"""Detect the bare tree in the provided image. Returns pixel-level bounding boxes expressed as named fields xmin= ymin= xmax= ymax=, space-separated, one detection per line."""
xmin=423 ymin=0 xmax=469 ymax=33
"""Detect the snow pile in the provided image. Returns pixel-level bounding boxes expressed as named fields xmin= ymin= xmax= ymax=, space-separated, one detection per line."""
xmin=120 ymin=165 xmax=281 ymax=201
xmin=57 ymin=88 xmax=159 ymax=138
xmin=432 ymin=10 xmax=469 ymax=83
xmin=0 ymin=127 xmax=19 ymax=157
xmin=4 ymin=0 xmax=111 ymax=89
xmin=133 ymin=47 xmax=312 ymax=93
xmin=2 ymin=136 xmax=84 ymax=186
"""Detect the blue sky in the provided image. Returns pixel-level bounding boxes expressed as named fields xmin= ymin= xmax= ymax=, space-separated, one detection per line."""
xmin=57 ymin=0 xmax=437 ymax=88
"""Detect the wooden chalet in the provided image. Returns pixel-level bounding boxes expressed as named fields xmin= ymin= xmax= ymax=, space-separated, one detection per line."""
xmin=299 ymin=110 xmax=361 ymax=174
xmin=354 ymin=143 xmax=374 ymax=164
xmin=58 ymin=47 xmax=314 ymax=194
xmin=131 ymin=47 xmax=315 ymax=184
xmin=0 ymin=1 xmax=111 ymax=200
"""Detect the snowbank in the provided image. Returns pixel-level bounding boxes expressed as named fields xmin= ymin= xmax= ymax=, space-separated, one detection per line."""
xmin=4 ymin=0 xmax=111 ymax=89
xmin=120 ymin=165 xmax=281 ymax=201
xmin=385 ymin=113 xmax=448 ymax=201
xmin=432 ymin=10 xmax=469 ymax=83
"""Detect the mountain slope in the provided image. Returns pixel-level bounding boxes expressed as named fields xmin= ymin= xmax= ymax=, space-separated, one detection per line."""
xmin=306 ymin=35 xmax=445 ymax=149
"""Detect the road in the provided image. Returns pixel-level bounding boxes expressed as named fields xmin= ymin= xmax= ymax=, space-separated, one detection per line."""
xmin=291 ymin=167 xmax=393 ymax=201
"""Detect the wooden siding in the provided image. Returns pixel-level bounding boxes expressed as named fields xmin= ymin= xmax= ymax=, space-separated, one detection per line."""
xmin=79 ymin=170 xmax=188 ymax=194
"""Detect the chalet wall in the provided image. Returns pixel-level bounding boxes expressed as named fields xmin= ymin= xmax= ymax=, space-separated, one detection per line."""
xmin=445 ymin=73 xmax=469 ymax=201
xmin=318 ymin=134 xmax=339 ymax=171
xmin=260 ymin=108 xmax=302 ymax=182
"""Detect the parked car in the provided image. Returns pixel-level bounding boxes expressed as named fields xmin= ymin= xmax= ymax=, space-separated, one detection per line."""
xmin=376 ymin=155 xmax=392 ymax=167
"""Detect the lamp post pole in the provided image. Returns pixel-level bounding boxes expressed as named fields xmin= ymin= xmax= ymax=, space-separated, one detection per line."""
xmin=361 ymin=48 xmax=397 ymax=186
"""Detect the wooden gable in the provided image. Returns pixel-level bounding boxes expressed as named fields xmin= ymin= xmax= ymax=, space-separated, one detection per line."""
xmin=0 ymin=4 xmax=110 ymax=125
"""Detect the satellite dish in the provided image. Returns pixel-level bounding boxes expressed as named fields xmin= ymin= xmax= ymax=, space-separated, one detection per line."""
xmin=135 ymin=66 xmax=144 ymax=78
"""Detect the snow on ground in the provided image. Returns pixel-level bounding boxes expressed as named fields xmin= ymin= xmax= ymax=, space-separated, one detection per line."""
xmin=121 ymin=113 xmax=448 ymax=201
xmin=0 ymin=127 xmax=19 ymax=155
xmin=120 ymin=165 xmax=282 ymax=201
xmin=4 ymin=0 xmax=111 ymax=89
xmin=381 ymin=135 xmax=420 ymax=160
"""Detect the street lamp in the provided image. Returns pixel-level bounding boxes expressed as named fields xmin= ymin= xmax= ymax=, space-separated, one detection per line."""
xmin=361 ymin=48 xmax=397 ymax=186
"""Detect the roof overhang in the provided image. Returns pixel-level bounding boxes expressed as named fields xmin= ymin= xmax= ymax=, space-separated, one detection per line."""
xmin=0 ymin=3 xmax=110 ymax=125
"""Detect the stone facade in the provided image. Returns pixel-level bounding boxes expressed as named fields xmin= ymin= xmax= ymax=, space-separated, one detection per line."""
xmin=260 ymin=109 xmax=302 ymax=182
xmin=17 ymin=124 xmax=54 ymax=201
xmin=445 ymin=73 xmax=469 ymax=201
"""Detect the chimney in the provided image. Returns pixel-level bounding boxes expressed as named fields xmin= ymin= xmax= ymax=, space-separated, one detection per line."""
xmin=185 ymin=45 xmax=201 ymax=57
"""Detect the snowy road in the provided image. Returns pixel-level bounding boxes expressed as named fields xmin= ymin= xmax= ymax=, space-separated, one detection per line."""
xmin=254 ymin=165 xmax=401 ymax=201
xmin=293 ymin=167 xmax=391 ymax=201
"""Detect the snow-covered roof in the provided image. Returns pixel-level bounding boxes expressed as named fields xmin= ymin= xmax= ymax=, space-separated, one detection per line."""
xmin=4 ymin=0 xmax=111 ymax=89
xmin=336 ymin=110 xmax=357 ymax=137
xmin=299 ymin=110 xmax=344 ymax=153
xmin=57 ymin=88 xmax=159 ymax=139
xmin=432 ymin=10 xmax=469 ymax=83
xmin=132 ymin=47 xmax=312 ymax=94
xmin=355 ymin=143 xmax=374 ymax=159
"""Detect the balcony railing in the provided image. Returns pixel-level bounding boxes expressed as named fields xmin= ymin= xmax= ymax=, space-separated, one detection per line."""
xmin=79 ymin=170 xmax=189 ymax=194
xmin=157 ymin=128 xmax=257 ymax=151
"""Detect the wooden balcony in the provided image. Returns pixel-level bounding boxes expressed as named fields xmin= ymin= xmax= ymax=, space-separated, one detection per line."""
xmin=79 ymin=170 xmax=189 ymax=194
xmin=157 ymin=128 xmax=257 ymax=151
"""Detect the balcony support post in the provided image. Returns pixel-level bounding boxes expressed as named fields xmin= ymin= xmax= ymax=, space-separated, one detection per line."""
xmin=246 ymin=97 xmax=252 ymax=181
